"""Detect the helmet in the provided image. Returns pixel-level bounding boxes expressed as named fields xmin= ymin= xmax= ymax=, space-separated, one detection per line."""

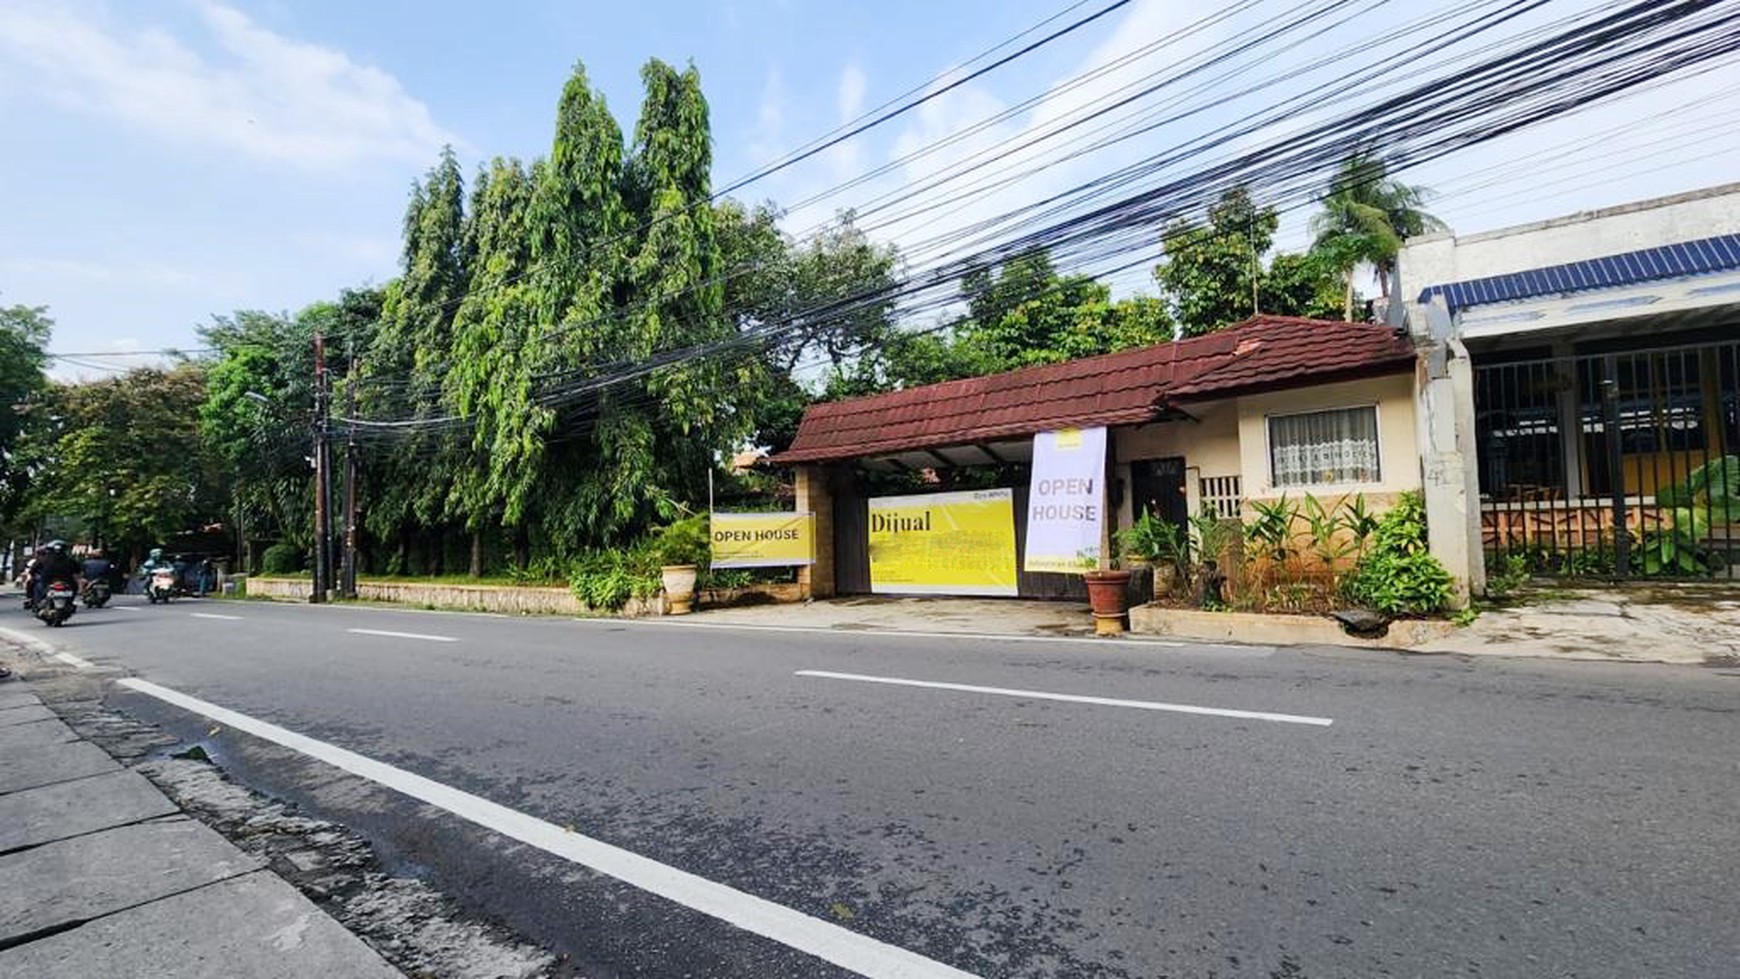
xmin=44 ymin=540 xmax=66 ymax=553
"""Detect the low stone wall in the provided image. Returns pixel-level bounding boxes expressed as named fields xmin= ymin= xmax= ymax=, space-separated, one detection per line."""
xmin=697 ymin=582 xmax=805 ymax=607
xmin=246 ymin=577 xmax=803 ymax=617
xmin=1128 ymin=604 xmax=1456 ymax=650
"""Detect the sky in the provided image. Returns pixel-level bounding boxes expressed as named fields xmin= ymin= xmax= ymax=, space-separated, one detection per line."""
xmin=2 ymin=0 xmax=1737 ymax=376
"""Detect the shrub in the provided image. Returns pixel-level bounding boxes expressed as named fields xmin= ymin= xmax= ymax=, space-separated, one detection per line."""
xmin=1342 ymin=491 xmax=1454 ymax=616
xmin=260 ymin=543 xmax=303 ymax=576
xmin=652 ymin=515 xmax=710 ymax=568
xmin=569 ymin=543 xmax=662 ymax=612
xmin=1484 ymin=552 xmax=1531 ymax=599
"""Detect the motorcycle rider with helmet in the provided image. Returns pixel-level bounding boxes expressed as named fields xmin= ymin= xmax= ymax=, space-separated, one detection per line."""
xmin=26 ymin=542 xmax=81 ymax=610
xmin=137 ymin=547 xmax=171 ymax=594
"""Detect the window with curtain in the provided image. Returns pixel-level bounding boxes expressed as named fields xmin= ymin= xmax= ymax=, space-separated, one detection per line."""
xmin=1268 ymin=406 xmax=1381 ymax=487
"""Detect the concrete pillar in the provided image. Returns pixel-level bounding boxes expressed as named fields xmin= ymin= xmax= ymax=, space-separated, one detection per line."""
xmin=1410 ymin=300 xmax=1484 ymax=605
xmin=794 ymin=465 xmax=835 ymax=599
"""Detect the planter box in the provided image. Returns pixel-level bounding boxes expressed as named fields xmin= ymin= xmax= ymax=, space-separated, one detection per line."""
xmin=1128 ymin=604 xmax=1456 ymax=650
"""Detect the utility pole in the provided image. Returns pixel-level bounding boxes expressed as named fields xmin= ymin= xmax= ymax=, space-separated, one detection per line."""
xmin=312 ymin=331 xmax=331 ymax=603
xmin=342 ymin=350 xmax=359 ymax=600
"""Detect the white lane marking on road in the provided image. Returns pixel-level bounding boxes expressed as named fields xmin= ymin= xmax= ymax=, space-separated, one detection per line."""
xmin=795 ymin=670 xmax=1335 ymax=727
xmin=190 ymin=612 xmax=243 ymax=621
xmin=347 ymin=628 xmax=459 ymax=643
xmin=53 ymin=651 xmax=97 ymax=670
xmin=117 ymin=679 xmax=977 ymax=979
xmin=605 ymin=619 xmax=1199 ymax=649
xmin=112 ymin=605 xmax=139 ymax=612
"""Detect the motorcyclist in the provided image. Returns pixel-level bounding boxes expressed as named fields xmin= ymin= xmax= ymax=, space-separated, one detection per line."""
xmin=81 ymin=550 xmax=113 ymax=584
xmin=28 ymin=542 xmax=81 ymax=607
xmin=81 ymin=550 xmax=115 ymax=604
xmin=137 ymin=548 xmax=170 ymax=591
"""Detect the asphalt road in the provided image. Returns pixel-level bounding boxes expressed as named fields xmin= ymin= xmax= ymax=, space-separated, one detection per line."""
xmin=16 ymin=594 xmax=1740 ymax=978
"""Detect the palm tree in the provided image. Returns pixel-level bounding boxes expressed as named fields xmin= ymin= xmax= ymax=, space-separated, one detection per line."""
xmin=1310 ymin=150 xmax=1447 ymax=320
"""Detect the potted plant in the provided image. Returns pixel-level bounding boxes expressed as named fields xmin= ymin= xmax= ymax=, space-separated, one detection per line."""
xmin=1080 ymin=551 xmax=1132 ymax=635
xmin=653 ymin=515 xmax=710 ymax=615
xmin=1115 ymin=512 xmax=1187 ymax=601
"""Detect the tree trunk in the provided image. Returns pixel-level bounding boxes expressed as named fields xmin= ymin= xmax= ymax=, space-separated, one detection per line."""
xmin=469 ymin=529 xmax=483 ymax=578
xmin=1344 ymin=268 xmax=1356 ymax=322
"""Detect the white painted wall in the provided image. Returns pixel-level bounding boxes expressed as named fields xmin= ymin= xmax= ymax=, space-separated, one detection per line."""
xmin=1398 ymin=182 xmax=1740 ymax=299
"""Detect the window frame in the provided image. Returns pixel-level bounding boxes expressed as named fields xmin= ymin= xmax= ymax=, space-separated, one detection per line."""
xmin=1264 ymin=403 xmax=1384 ymax=490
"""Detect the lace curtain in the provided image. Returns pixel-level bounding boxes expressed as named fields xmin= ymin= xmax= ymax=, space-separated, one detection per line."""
xmin=1269 ymin=407 xmax=1380 ymax=487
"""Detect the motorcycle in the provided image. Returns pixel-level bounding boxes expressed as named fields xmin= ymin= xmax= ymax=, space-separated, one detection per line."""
xmin=146 ymin=567 xmax=178 ymax=604
xmin=36 ymin=579 xmax=77 ymax=627
xmin=82 ymin=578 xmax=112 ymax=608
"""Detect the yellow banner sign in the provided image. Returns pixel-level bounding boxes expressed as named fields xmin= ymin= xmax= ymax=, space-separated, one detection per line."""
xmin=868 ymin=489 xmax=1018 ymax=597
xmin=710 ymin=512 xmax=815 ymax=568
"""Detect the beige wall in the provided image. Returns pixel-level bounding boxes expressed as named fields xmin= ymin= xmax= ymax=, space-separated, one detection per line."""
xmin=1237 ymin=373 xmax=1420 ymax=502
xmin=1113 ymin=398 xmax=1239 ymax=527
xmin=1113 ymin=372 xmax=1421 ymax=530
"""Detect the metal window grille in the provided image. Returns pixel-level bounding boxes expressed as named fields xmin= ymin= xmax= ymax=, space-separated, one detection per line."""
xmin=1199 ymin=475 xmax=1243 ymax=520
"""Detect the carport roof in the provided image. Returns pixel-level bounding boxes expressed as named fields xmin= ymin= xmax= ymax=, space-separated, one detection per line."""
xmin=771 ymin=316 xmax=1415 ymax=465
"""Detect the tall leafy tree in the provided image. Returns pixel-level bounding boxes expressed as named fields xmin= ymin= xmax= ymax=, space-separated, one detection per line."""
xmin=1310 ymin=150 xmax=1447 ymax=319
xmin=1154 ymin=187 xmax=1347 ymax=334
xmin=524 ymin=63 xmax=632 ymax=549
xmin=363 ymin=148 xmax=469 ymax=567
xmin=0 ymin=302 xmax=51 ymax=528
xmin=1153 ymin=188 xmax=1276 ymax=336
xmin=199 ymin=309 xmax=313 ymax=559
xmin=448 ymin=158 xmax=542 ymax=561
xmin=715 ymin=202 xmax=903 ymax=451
xmin=26 ymin=365 xmax=221 ymax=558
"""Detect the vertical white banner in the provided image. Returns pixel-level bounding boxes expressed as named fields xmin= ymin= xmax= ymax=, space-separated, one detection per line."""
xmin=1023 ymin=426 xmax=1108 ymax=573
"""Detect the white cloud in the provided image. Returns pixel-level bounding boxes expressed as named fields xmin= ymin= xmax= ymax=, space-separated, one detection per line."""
xmin=825 ymin=63 xmax=870 ymax=178
xmin=0 ymin=0 xmax=458 ymax=170
xmin=0 ymin=256 xmax=202 ymax=290
xmin=746 ymin=66 xmax=787 ymax=174
xmin=837 ymin=62 xmax=867 ymax=122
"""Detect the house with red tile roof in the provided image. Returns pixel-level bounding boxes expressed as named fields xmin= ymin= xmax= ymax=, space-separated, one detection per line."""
xmin=769 ymin=315 xmax=1423 ymax=600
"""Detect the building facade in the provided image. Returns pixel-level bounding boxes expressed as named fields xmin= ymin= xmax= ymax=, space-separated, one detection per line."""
xmin=1400 ymin=183 xmax=1740 ymax=591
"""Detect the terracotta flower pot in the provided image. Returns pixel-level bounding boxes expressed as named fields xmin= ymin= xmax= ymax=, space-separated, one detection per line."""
xmin=1083 ymin=569 xmax=1132 ymax=634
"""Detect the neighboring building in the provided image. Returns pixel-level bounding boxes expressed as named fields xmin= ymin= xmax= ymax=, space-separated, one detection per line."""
xmin=1399 ymin=182 xmax=1740 ymax=592
xmin=771 ymin=315 xmax=1420 ymax=600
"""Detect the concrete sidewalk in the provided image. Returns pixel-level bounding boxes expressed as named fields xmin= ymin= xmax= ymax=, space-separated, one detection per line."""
xmin=691 ymin=591 xmax=1740 ymax=665
xmin=0 ymin=678 xmax=403 ymax=978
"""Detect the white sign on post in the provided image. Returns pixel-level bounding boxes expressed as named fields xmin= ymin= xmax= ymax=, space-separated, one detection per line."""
xmin=1023 ymin=426 xmax=1107 ymax=573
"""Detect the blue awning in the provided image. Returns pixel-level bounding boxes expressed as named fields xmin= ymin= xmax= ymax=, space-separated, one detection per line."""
xmin=1418 ymin=233 xmax=1740 ymax=314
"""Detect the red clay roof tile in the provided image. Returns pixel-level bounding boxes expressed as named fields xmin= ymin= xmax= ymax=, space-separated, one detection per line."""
xmin=771 ymin=316 xmax=1414 ymax=464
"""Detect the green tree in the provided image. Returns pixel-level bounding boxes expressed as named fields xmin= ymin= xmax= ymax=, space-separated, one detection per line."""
xmin=1154 ymin=188 xmax=1276 ymax=336
xmin=1260 ymin=250 xmax=1345 ymax=322
xmin=199 ymin=309 xmax=312 ymax=560
xmin=1155 ymin=187 xmax=1347 ymax=334
xmin=0 ymin=302 xmax=51 ymax=527
xmin=448 ymin=158 xmax=543 ymax=538
xmin=362 ymin=148 xmax=469 ymax=569
xmin=1309 ymin=150 xmax=1447 ymax=320
xmin=27 ymin=365 xmax=220 ymax=557
xmin=713 ymin=202 xmax=903 ymax=450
